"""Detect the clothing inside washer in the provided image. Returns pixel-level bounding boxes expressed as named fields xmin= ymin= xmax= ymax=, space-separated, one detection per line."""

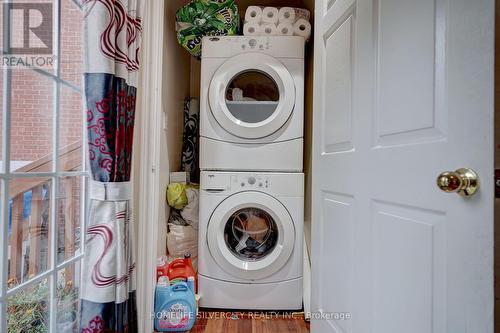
xmin=224 ymin=207 xmax=278 ymax=260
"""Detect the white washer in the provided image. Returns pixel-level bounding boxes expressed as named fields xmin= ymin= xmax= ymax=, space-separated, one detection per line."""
xmin=200 ymin=36 xmax=305 ymax=172
xmin=198 ymin=171 xmax=303 ymax=310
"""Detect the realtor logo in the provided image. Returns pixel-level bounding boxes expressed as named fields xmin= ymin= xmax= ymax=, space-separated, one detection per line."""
xmin=3 ymin=3 xmax=53 ymax=55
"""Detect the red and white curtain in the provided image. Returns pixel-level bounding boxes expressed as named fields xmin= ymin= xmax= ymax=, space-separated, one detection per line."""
xmin=80 ymin=0 xmax=144 ymax=332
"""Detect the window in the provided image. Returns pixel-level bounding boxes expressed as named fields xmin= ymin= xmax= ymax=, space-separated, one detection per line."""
xmin=0 ymin=1 xmax=85 ymax=332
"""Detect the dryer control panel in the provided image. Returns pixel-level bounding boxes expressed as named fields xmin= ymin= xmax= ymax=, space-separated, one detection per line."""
xmin=201 ymin=36 xmax=304 ymax=59
xmin=200 ymin=171 xmax=303 ymax=197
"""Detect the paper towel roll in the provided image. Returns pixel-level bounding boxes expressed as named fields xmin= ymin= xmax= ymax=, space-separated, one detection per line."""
xmin=293 ymin=18 xmax=311 ymax=40
xmin=260 ymin=22 xmax=278 ymax=36
xmin=262 ymin=7 xmax=279 ymax=24
xmin=245 ymin=6 xmax=262 ymax=23
xmin=243 ymin=22 xmax=261 ymax=36
xmin=278 ymin=7 xmax=295 ymax=23
xmin=277 ymin=22 xmax=294 ymax=36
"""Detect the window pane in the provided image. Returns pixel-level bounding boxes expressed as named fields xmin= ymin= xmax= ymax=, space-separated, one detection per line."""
xmin=60 ymin=0 xmax=84 ymax=87
xmin=58 ymin=85 xmax=84 ymax=171
xmin=10 ymin=70 xmax=54 ymax=173
xmin=8 ymin=178 xmax=52 ymax=289
xmin=59 ymin=85 xmax=83 ymax=172
xmin=57 ymin=176 xmax=82 ymax=263
xmin=7 ymin=278 xmax=49 ymax=333
xmin=56 ymin=262 xmax=81 ymax=333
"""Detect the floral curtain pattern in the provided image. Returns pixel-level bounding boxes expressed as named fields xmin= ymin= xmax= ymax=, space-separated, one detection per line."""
xmin=80 ymin=0 xmax=144 ymax=332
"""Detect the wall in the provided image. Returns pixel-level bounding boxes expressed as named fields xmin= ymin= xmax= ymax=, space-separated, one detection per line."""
xmin=157 ymin=0 xmax=192 ymax=256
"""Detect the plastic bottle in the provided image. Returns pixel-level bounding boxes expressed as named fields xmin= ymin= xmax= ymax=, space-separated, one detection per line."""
xmin=154 ymin=280 xmax=196 ymax=332
xmin=167 ymin=253 xmax=197 ymax=291
xmin=186 ymin=276 xmax=195 ymax=293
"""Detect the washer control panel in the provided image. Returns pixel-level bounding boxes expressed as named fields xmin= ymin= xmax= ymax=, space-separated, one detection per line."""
xmin=200 ymin=172 xmax=303 ymax=196
xmin=234 ymin=174 xmax=269 ymax=189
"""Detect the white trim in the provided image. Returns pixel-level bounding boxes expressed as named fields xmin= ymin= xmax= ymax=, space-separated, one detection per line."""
xmin=303 ymin=235 xmax=311 ymax=320
xmin=135 ymin=1 xmax=165 ymax=332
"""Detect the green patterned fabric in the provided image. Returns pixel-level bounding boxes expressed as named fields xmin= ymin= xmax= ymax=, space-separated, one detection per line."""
xmin=176 ymin=0 xmax=240 ymax=58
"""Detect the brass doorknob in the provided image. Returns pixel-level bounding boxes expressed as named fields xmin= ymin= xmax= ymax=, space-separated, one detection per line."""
xmin=436 ymin=168 xmax=479 ymax=197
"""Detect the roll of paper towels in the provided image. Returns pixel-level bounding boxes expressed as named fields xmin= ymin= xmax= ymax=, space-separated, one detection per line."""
xmin=262 ymin=7 xmax=279 ymax=24
xmin=243 ymin=22 xmax=260 ymax=36
xmin=277 ymin=22 xmax=294 ymax=36
xmin=260 ymin=22 xmax=278 ymax=36
xmin=245 ymin=6 xmax=262 ymax=23
xmin=278 ymin=7 xmax=295 ymax=23
xmin=293 ymin=18 xmax=311 ymax=40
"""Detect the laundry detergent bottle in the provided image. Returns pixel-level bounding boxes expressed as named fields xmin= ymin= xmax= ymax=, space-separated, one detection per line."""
xmin=154 ymin=278 xmax=196 ymax=332
xmin=167 ymin=253 xmax=197 ymax=291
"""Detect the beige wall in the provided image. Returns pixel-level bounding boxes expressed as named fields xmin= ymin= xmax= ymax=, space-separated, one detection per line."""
xmin=156 ymin=0 xmax=192 ymax=256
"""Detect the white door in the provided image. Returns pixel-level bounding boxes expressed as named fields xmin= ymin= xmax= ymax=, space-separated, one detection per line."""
xmin=311 ymin=0 xmax=494 ymax=332
xmin=209 ymin=53 xmax=296 ymax=138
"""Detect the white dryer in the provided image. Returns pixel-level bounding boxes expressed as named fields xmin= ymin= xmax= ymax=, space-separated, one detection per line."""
xmin=198 ymin=171 xmax=303 ymax=310
xmin=200 ymin=36 xmax=304 ymax=172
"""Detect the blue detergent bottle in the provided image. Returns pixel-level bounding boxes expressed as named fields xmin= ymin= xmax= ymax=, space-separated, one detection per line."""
xmin=154 ymin=277 xmax=196 ymax=332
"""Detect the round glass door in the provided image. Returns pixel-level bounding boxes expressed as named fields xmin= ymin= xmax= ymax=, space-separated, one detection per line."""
xmin=209 ymin=53 xmax=296 ymax=139
xmin=207 ymin=191 xmax=295 ymax=280
xmin=224 ymin=207 xmax=278 ymax=261
xmin=225 ymin=71 xmax=279 ymax=124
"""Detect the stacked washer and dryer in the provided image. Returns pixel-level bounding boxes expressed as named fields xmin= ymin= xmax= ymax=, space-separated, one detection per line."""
xmin=198 ymin=36 xmax=305 ymax=310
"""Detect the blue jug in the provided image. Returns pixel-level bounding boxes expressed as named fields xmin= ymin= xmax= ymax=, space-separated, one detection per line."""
xmin=154 ymin=278 xmax=196 ymax=332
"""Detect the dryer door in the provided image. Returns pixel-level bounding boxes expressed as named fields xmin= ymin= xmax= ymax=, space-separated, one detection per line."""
xmin=207 ymin=191 xmax=295 ymax=280
xmin=209 ymin=53 xmax=296 ymax=139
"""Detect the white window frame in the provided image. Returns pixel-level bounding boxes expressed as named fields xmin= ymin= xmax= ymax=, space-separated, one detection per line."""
xmin=0 ymin=0 xmax=87 ymax=332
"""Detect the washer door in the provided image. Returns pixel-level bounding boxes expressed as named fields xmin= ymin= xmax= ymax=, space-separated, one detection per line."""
xmin=209 ymin=53 xmax=296 ymax=139
xmin=207 ymin=191 xmax=295 ymax=280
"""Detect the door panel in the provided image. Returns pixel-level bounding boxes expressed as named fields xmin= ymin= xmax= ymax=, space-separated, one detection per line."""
xmin=322 ymin=14 xmax=354 ymax=153
xmin=311 ymin=0 xmax=494 ymax=332
xmin=372 ymin=201 xmax=446 ymax=333
xmin=318 ymin=192 xmax=354 ymax=333
xmin=375 ymin=0 xmax=438 ymax=139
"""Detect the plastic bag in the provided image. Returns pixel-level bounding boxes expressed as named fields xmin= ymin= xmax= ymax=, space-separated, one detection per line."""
xmin=180 ymin=187 xmax=199 ymax=228
xmin=176 ymin=0 xmax=240 ymax=58
xmin=166 ymin=183 xmax=188 ymax=210
xmin=168 ymin=209 xmax=188 ymax=226
xmin=167 ymin=187 xmax=199 ymax=269
xmin=167 ymin=224 xmax=198 ymax=270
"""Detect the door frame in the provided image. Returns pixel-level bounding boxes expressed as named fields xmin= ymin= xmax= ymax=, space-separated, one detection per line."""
xmin=134 ymin=1 xmax=165 ymax=332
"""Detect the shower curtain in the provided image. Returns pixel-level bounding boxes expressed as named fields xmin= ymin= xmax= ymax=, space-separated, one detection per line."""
xmin=80 ymin=0 xmax=144 ymax=332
